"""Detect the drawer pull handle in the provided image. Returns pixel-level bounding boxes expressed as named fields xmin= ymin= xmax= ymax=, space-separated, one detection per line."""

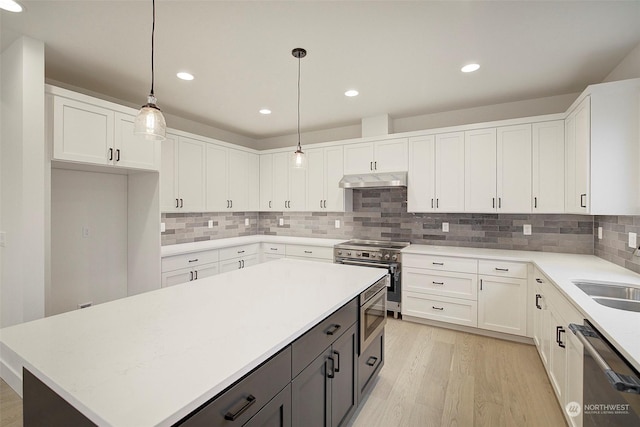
xmin=366 ymin=356 xmax=378 ymax=367
xmin=325 ymin=324 xmax=341 ymax=336
xmin=188 ymin=259 xmax=199 ymax=263
xmin=432 ymin=262 xmax=444 ymax=266
xmin=190 ymin=271 xmax=193 ymax=281
xmin=556 ymin=326 xmax=566 ymax=348
xmin=432 ymin=306 xmax=444 ymax=311
xmin=535 ymin=294 xmax=542 ymax=309
xmin=237 ymin=250 xmax=245 ymax=254
xmin=270 ymin=247 xmax=278 ymax=251
xmin=224 ymin=394 xmax=257 ymax=421
xmin=495 ymin=268 xmax=509 ymax=272
xmin=304 ymin=250 xmax=313 ymax=254
xmin=432 ymin=281 xmax=444 ymax=285
xmin=535 ymin=278 xmax=543 ymax=283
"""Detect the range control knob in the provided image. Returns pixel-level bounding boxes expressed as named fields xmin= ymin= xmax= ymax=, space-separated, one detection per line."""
xmin=391 ymin=254 xmax=398 ymax=261
xmin=377 ymin=253 xmax=383 ymax=258
xmin=347 ymin=252 xmax=352 ymax=256
xmin=384 ymin=254 xmax=390 ymax=260
xmin=337 ymin=250 xmax=342 ymax=256
xmin=356 ymin=252 xmax=362 ymax=257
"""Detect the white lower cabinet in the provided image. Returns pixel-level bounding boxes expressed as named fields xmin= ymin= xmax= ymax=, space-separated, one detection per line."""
xmin=219 ymin=244 xmax=260 ymax=273
xmin=261 ymin=243 xmax=286 ymax=262
xmin=404 ymin=293 xmax=478 ymax=328
xmin=219 ymin=255 xmax=259 ymax=273
xmin=285 ymin=244 xmax=334 ymax=262
xmin=532 ymin=268 xmax=583 ymax=427
xmin=161 ymin=250 xmax=220 ymax=287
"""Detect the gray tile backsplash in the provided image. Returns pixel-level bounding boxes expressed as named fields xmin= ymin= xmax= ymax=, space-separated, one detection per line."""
xmin=163 ymin=188 xmax=594 ymax=255
xmin=594 ymin=215 xmax=640 ymax=274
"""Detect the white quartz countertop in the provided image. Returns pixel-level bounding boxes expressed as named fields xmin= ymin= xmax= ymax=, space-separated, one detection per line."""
xmin=161 ymin=235 xmax=346 ymax=257
xmin=403 ymin=245 xmax=640 ymax=370
xmin=0 ymin=259 xmax=385 ymax=427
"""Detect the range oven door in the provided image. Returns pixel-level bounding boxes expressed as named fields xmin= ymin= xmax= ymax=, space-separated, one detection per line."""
xmin=570 ymin=321 xmax=640 ymax=427
xmin=334 ymin=258 xmax=399 ymax=294
xmin=360 ymin=284 xmax=387 ymax=353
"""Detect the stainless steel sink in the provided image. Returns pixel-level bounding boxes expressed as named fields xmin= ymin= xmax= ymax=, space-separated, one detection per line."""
xmin=572 ymin=281 xmax=640 ymax=313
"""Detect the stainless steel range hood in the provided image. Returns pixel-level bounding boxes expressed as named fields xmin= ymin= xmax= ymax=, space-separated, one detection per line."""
xmin=338 ymin=172 xmax=407 ymax=189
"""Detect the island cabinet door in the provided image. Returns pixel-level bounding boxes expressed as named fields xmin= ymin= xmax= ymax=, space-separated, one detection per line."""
xmin=244 ymin=384 xmax=292 ymax=427
xmin=291 ymin=347 xmax=333 ymax=427
xmin=330 ymin=323 xmax=358 ymax=427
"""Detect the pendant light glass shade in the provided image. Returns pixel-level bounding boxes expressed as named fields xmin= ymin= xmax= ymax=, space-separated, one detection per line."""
xmin=135 ymin=0 xmax=166 ymax=141
xmin=291 ymin=48 xmax=307 ymax=169
xmin=134 ymin=95 xmax=167 ymax=140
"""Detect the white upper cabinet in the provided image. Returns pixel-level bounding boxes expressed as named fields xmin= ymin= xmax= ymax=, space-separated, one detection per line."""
xmin=465 ymin=125 xmax=532 ymax=213
xmin=408 ymin=132 xmax=464 ymax=213
xmin=205 ymin=146 xmax=255 ymax=212
xmin=271 ymin=152 xmax=307 ymax=211
xmin=497 ymin=124 xmax=532 ymax=213
xmin=50 ymin=89 xmax=159 ymax=171
xmin=343 ymin=138 xmax=408 ymax=174
xmin=260 ymin=154 xmax=274 ymax=211
xmin=306 ymin=146 xmax=345 ymax=211
xmin=565 ymin=96 xmax=590 ymax=214
xmin=160 ymin=135 xmax=206 ymax=212
xmin=465 ymin=128 xmax=497 ymax=212
xmin=533 ymin=121 xmax=565 ymax=213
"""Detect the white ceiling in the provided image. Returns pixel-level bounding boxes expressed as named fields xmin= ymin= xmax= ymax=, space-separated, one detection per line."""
xmin=2 ymin=1 xmax=640 ymax=140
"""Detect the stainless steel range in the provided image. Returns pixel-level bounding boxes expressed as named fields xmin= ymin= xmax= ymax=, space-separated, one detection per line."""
xmin=334 ymin=239 xmax=410 ymax=318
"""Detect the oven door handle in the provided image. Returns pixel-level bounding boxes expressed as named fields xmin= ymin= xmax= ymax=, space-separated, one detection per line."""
xmin=569 ymin=323 xmax=640 ymax=394
xmin=336 ymin=259 xmax=394 ymax=269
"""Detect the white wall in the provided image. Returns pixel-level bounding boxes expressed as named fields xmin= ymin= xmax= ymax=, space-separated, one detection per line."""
xmin=0 ymin=37 xmax=46 ymax=328
xmin=603 ymin=42 xmax=640 ymax=83
xmin=50 ymin=169 xmax=128 ymax=315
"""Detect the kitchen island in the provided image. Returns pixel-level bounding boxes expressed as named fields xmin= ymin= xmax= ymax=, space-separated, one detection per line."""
xmin=0 ymin=259 xmax=387 ymax=426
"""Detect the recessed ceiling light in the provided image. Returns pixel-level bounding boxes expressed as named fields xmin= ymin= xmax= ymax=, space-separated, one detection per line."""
xmin=259 ymin=109 xmax=272 ymax=115
xmin=0 ymin=0 xmax=23 ymax=12
xmin=345 ymin=89 xmax=359 ymax=97
xmin=461 ymin=63 xmax=480 ymax=73
xmin=176 ymin=72 xmax=194 ymax=81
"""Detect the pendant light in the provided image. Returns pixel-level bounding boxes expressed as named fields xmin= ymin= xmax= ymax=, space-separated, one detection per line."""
xmin=291 ymin=48 xmax=307 ymax=169
xmin=134 ymin=0 xmax=167 ymax=141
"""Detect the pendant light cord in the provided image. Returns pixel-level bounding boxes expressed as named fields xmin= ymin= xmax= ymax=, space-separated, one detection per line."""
xmin=297 ymin=53 xmax=301 ymax=149
xmin=150 ymin=0 xmax=156 ymax=96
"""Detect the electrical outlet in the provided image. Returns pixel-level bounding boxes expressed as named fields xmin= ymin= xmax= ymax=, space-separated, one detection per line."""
xmin=279 ymin=218 xmax=284 ymax=226
xmin=629 ymin=232 xmax=637 ymax=248
xmin=442 ymin=222 xmax=449 ymax=232
xmin=523 ymin=224 xmax=532 ymax=235
xmin=82 ymin=226 xmax=90 ymax=238
xmin=598 ymin=227 xmax=603 ymax=240
xmin=245 ymin=218 xmax=250 ymax=226
xmin=335 ymin=220 xmax=341 ymax=229
xmin=0 ymin=231 xmax=5 ymax=247
xmin=208 ymin=220 xmax=214 ymax=228
xmin=160 ymin=222 xmax=166 ymax=232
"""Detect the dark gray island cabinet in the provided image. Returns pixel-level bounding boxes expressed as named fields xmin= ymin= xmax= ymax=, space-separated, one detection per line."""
xmin=24 ymin=297 xmax=384 ymax=427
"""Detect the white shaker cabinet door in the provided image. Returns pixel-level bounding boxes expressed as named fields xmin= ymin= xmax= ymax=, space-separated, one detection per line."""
xmin=477 ymin=275 xmax=527 ymax=336
xmin=205 ymin=144 xmax=229 ymax=211
xmin=465 ymin=128 xmax=497 ymax=212
xmin=247 ymin=153 xmax=260 ymax=212
xmin=344 ymin=142 xmax=374 ymax=174
xmin=497 ymin=124 xmax=532 ymax=213
xmin=533 ymin=121 xmax=565 ymax=213
xmin=53 ymin=96 xmax=113 ymax=165
xmin=228 ymin=148 xmax=250 ymax=211
xmin=407 ymin=135 xmax=435 ymax=212
xmin=161 ymin=268 xmax=193 ymax=287
xmin=306 ymin=148 xmax=326 ymax=211
xmin=260 ymin=154 xmax=274 ymax=211
xmin=272 ymin=152 xmax=290 ymax=210
xmin=177 ymin=137 xmax=206 ymax=212
xmin=113 ymin=112 xmax=160 ymax=171
xmin=574 ymin=97 xmax=591 ymax=213
xmin=288 ymin=166 xmax=307 ymax=211
xmin=324 ymin=146 xmax=345 ymax=211
xmin=435 ymin=132 xmax=465 ymax=212
xmin=160 ymin=133 xmax=179 ymax=212
xmin=374 ymin=138 xmax=408 ymax=172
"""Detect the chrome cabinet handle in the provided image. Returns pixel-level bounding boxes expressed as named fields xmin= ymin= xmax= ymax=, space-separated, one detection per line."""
xmin=432 ymin=281 xmax=444 ymax=285
xmin=495 ymin=268 xmax=509 ymax=272
xmin=188 ymin=259 xmax=198 ymax=263
xmin=432 ymin=306 xmax=444 ymax=311
xmin=432 ymin=262 xmax=444 ymax=266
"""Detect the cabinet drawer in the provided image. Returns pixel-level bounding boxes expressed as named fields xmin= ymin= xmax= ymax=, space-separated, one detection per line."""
xmin=358 ymin=331 xmax=384 ymax=398
xmin=479 ymin=260 xmax=527 ymax=279
xmin=403 ymin=292 xmax=478 ymax=328
xmin=286 ymin=244 xmax=334 ymax=260
xmin=162 ymin=250 xmax=219 ymax=273
xmin=219 ymin=243 xmax=259 ymax=261
xmin=181 ymin=347 xmax=292 ymax=427
xmin=292 ymin=298 xmax=358 ymax=377
xmin=261 ymin=243 xmax=285 ymax=256
xmin=403 ymin=254 xmax=477 ymax=274
xmin=404 ymin=267 xmax=477 ymax=300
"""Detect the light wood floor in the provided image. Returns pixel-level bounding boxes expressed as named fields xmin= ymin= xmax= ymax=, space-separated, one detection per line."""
xmin=349 ymin=318 xmax=566 ymax=427
xmin=0 ymin=318 xmax=564 ymax=427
